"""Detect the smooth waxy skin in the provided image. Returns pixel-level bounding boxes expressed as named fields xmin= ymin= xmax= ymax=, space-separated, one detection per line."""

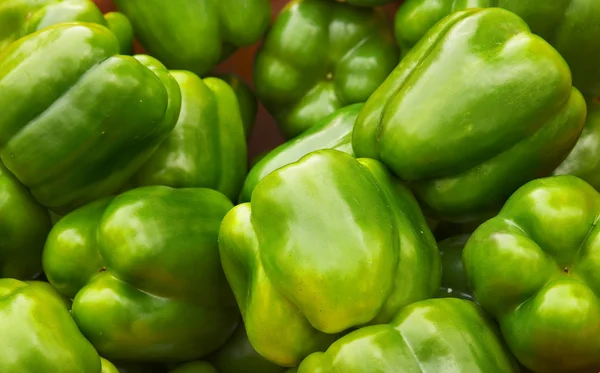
xmin=43 ymin=186 xmax=239 ymax=362
xmin=254 ymin=0 xmax=399 ymax=138
xmin=353 ymin=8 xmax=586 ymax=222
xmin=554 ymin=99 xmax=600 ymax=190
xmin=115 ymin=0 xmax=271 ymax=76
xmin=0 ymin=161 xmax=51 ymax=279
xmin=297 ymin=298 xmax=520 ymax=373
xmin=216 ymin=73 xmax=257 ymax=138
xmin=0 ymin=24 xmax=181 ymax=213
xmin=239 ymin=104 xmax=362 ymax=202
xmin=133 ymin=72 xmax=247 ymax=201
xmin=101 ymin=358 xmax=120 ymax=373
xmin=0 ymin=279 xmax=102 ymax=372
xmin=0 ymin=0 xmax=133 ymax=54
xmin=464 ymin=175 xmax=600 ymax=372
xmin=219 ymin=149 xmax=440 ymax=366
xmin=437 ymin=234 xmax=472 ymax=300
xmin=395 ymin=0 xmax=600 ymax=97
xmin=104 ymin=11 xmax=133 ymax=54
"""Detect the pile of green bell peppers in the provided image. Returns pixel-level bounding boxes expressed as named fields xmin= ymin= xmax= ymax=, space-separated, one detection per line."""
xmin=0 ymin=0 xmax=600 ymax=372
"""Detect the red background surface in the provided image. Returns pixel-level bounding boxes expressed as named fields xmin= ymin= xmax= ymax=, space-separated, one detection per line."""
xmin=93 ymin=0 xmax=400 ymax=158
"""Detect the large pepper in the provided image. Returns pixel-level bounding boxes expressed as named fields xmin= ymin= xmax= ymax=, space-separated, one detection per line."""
xmin=0 ymin=279 xmax=102 ymax=372
xmin=254 ymin=0 xmax=399 ymax=138
xmin=394 ymin=0 xmax=600 ymax=97
xmin=437 ymin=234 xmax=472 ymax=300
xmin=0 ymin=23 xmax=181 ymax=214
xmin=554 ymin=98 xmax=600 ymax=190
xmin=0 ymin=0 xmax=133 ymax=54
xmin=132 ymin=70 xmax=247 ymax=202
xmin=216 ymin=73 xmax=258 ymax=138
xmin=42 ymin=186 xmax=239 ymax=362
xmin=353 ymin=8 xmax=586 ymax=222
xmin=219 ymin=149 xmax=440 ymax=367
xmin=114 ymin=0 xmax=271 ymax=76
xmin=239 ymin=103 xmax=362 ymax=202
xmin=463 ymin=175 xmax=600 ymax=372
xmin=0 ymin=160 xmax=51 ymax=279
xmin=297 ymin=298 xmax=520 ymax=372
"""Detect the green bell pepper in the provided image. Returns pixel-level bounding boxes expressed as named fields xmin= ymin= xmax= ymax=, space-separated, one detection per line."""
xmin=554 ymin=98 xmax=600 ymax=190
xmin=0 ymin=279 xmax=102 ymax=372
xmin=114 ymin=0 xmax=271 ymax=76
xmin=216 ymin=73 xmax=258 ymax=138
xmin=297 ymin=298 xmax=520 ymax=372
xmin=170 ymin=361 xmax=293 ymax=373
xmin=353 ymin=8 xmax=586 ymax=222
xmin=463 ymin=175 xmax=600 ymax=372
xmin=209 ymin=324 xmax=287 ymax=373
xmin=394 ymin=0 xmax=600 ymax=97
xmin=113 ymin=362 xmax=168 ymax=373
xmin=433 ymin=218 xmax=488 ymax=241
xmin=239 ymin=103 xmax=362 ymax=202
xmin=0 ymin=23 xmax=181 ymax=214
xmin=103 ymin=11 xmax=133 ymax=55
xmin=167 ymin=323 xmax=288 ymax=373
xmin=170 ymin=362 xmax=218 ymax=373
xmin=219 ymin=149 xmax=440 ymax=367
xmin=42 ymin=186 xmax=239 ymax=362
xmin=334 ymin=0 xmax=396 ymax=6
xmin=0 ymin=0 xmax=133 ymax=54
xmin=101 ymin=358 xmax=120 ymax=373
xmin=437 ymin=234 xmax=472 ymax=300
xmin=254 ymin=0 xmax=399 ymax=138
xmin=132 ymin=71 xmax=247 ymax=201
xmin=0 ymin=160 xmax=51 ymax=279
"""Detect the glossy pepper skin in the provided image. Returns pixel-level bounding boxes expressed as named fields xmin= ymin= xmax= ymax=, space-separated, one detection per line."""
xmin=101 ymin=358 xmax=120 ymax=373
xmin=239 ymin=104 xmax=362 ymax=202
xmin=115 ymin=0 xmax=271 ymax=76
xmin=0 ymin=279 xmax=102 ymax=372
xmin=133 ymin=71 xmax=247 ymax=202
xmin=219 ymin=149 xmax=441 ymax=367
xmin=0 ymin=161 xmax=51 ymax=279
xmin=103 ymin=11 xmax=133 ymax=55
xmin=42 ymin=186 xmax=239 ymax=362
xmin=353 ymin=8 xmax=586 ymax=222
xmin=254 ymin=0 xmax=399 ymax=138
xmin=464 ymin=175 xmax=600 ymax=372
xmin=554 ymin=98 xmax=600 ymax=190
xmin=0 ymin=24 xmax=181 ymax=214
xmin=297 ymin=298 xmax=520 ymax=373
xmin=216 ymin=73 xmax=258 ymax=138
xmin=0 ymin=0 xmax=133 ymax=54
xmin=437 ymin=234 xmax=472 ymax=300
xmin=394 ymin=0 xmax=600 ymax=98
